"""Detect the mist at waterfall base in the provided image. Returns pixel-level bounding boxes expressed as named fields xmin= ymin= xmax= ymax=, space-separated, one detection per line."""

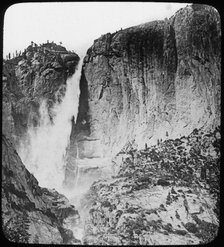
xmin=17 ymin=58 xmax=90 ymax=242
xmin=17 ymin=57 xmax=114 ymax=242
xmin=18 ymin=59 xmax=82 ymax=195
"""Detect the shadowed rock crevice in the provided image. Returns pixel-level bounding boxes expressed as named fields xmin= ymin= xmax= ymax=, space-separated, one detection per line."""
xmin=64 ymin=69 xmax=92 ymax=188
xmin=72 ymin=68 xmax=91 ymax=140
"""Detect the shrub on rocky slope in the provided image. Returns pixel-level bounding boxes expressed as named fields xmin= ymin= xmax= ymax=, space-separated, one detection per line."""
xmin=82 ymin=127 xmax=220 ymax=245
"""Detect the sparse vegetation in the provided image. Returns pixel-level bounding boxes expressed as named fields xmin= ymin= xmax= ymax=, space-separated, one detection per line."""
xmin=84 ymin=127 xmax=220 ymax=245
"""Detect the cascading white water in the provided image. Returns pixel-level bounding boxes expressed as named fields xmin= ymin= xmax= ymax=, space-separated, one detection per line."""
xmin=18 ymin=58 xmax=83 ymax=193
xmin=17 ymin=55 xmax=113 ymax=243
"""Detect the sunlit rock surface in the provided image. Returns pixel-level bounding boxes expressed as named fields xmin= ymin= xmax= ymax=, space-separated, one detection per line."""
xmin=82 ymin=127 xmax=220 ymax=245
xmin=72 ymin=4 xmax=220 ymax=157
xmin=2 ymin=135 xmax=81 ymax=244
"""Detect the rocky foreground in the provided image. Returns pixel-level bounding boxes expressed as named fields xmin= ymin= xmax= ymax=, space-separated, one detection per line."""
xmin=2 ymin=135 xmax=81 ymax=244
xmin=82 ymin=127 xmax=220 ymax=245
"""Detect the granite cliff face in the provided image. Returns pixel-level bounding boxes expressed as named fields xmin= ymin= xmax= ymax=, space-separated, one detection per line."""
xmin=2 ymin=42 xmax=79 ymax=147
xmin=62 ymin=5 xmax=220 ymax=245
xmin=2 ymin=135 xmax=81 ymax=244
xmin=71 ymin=4 xmax=220 ymax=158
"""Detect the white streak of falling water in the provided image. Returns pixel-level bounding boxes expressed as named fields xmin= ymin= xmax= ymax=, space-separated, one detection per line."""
xmin=75 ymin=166 xmax=80 ymax=188
xmin=19 ymin=58 xmax=83 ymax=193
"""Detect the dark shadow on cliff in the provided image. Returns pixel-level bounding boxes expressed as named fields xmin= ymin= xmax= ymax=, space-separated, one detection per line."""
xmin=70 ymin=67 xmax=91 ymax=141
xmin=64 ymin=67 xmax=91 ymax=187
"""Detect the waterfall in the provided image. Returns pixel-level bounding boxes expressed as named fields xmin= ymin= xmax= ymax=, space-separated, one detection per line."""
xmin=18 ymin=58 xmax=83 ymax=193
xmin=75 ymin=166 xmax=80 ymax=188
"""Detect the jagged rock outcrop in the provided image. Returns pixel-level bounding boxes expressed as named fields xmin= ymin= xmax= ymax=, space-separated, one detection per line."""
xmin=2 ymin=42 xmax=79 ymax=147
xmin=82 ymin=127 xmax=220 ymax=245
xmin=71 ymin=4 xmax=220 ymax=157
xmin=2 ymin=135 xmax=81 ymax=244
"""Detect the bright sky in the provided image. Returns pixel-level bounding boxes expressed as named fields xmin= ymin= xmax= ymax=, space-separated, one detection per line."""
xmin=3 ymin=2 xmax=188 ymax=58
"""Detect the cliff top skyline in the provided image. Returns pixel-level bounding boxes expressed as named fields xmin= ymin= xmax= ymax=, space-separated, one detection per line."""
xmin=3 ymin=2 xmax=188 ymax=58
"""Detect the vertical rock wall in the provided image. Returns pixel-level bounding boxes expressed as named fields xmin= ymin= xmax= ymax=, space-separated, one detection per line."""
xmin=72 ymin=4 xmax=220 ymax=157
